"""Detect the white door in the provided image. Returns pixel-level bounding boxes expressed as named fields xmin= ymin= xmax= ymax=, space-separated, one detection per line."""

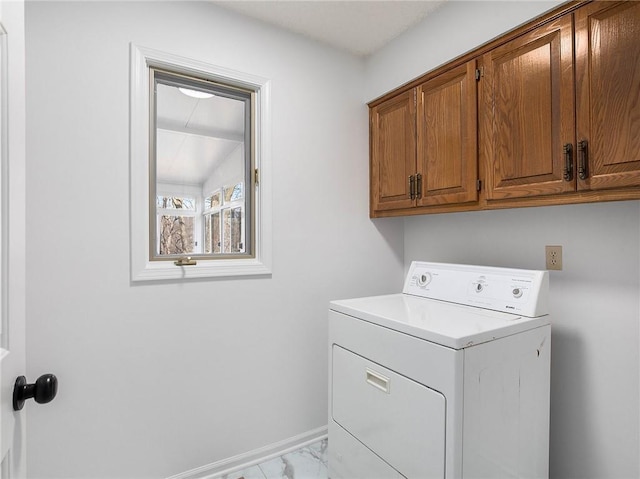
xmin=0 ymin=0 xmax=27 ymax=476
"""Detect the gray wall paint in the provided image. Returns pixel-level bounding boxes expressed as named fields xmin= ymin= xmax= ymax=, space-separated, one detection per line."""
xmin=367 ymin=2 xmax=640 ymax=477
xmin=25 ymin=2 xmax=403 ymax=477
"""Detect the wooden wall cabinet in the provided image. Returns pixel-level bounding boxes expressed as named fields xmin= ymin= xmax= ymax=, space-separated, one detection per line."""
xmin=370 ymin=1 xmax=640 ymax=218
xmin=370 ymin=60 xmax=478 ymax=215
xmin=481 ymin=14 xmax=575 ymax=200
xmin=370 ymin=89 xmax=416 ymax=212
xmin=483 ymin=0 xmax=640 ymax=202
xmin=417 ymin=61 xmax=478 ymax=207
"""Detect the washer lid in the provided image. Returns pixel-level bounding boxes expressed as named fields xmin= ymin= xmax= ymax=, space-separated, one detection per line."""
xmin=329 ymin=293 xmax=550 ymax=350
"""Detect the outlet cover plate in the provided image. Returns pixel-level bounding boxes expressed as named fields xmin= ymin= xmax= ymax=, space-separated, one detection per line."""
xmin=545 ymin=245 xmax=562 ymax=270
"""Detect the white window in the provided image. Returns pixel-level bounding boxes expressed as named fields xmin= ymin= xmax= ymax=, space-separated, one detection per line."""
xmin=203 ymin=182 xmax=246 ymax=255
xmin=156 ymin=194 xmax=197 ymax=256
xmin=130 ymin=45 xmax=271 ymax=281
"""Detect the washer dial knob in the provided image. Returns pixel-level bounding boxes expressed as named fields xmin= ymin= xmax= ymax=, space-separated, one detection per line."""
xmin=512 ymin=288 xmax=523 ymax=298
xmin=417 ymin=272 xmax=432 ymax=287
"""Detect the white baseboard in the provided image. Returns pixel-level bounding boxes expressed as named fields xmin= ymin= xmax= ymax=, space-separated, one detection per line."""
xmin=167 ymin=425 xmax=328 ymax=479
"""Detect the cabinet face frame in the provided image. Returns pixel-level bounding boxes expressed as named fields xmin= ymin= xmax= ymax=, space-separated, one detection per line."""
xmin=575 ymin=0 xmax=640 ymax=191
xmin=416 ymin=60 xmax=478 ymax=207
xmin=481 ymin=14 xmax=576 ymax=201
xmin=370 ymin=90 xmax=416 ymax=213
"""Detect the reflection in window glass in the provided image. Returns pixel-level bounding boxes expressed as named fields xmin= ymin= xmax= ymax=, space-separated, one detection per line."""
xmin=224 ymin=183 xmax=244 ymax=202
xmin=150 ymin=67 xmax=253 ymax=261
xmin=204 ymin=212 xmax=221 ymax=254
xmin=202 ymin=184 xmax=244 ymax=255
xmin=204 ymin=191 xmax=221 ymax=209
xmin=156 ymin=196 xmax=196 ymax=210
xmin=212 ymin=212 xmax=221 ymax=254
xmin=204 ymin=215 xmax=211 ymax=253
xmin=223 ymin=207 xmax=243 ymax=253
xmin=159 ymin=215 xmax=194 ymax=255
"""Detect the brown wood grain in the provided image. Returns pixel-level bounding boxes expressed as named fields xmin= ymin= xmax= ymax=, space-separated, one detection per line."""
xmin=370 ymin=188 xmax=640 ymax=218
xmin=482 ymin=15 xmax=576 ymax=200
xmin=575 ymin=1 xmax=640 ymax=191
xmin=416 ymin=60 xmax=478 ymax=206
xmin=370 ymin=90 xmax=416 ymax=214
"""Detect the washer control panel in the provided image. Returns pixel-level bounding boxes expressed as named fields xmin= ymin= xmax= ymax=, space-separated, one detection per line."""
xmin=403 ymin=261 xmax=549 ymax=317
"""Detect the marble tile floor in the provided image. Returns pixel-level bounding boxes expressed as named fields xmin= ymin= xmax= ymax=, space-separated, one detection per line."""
xmin=220 ymin=438 xmax=328 ymax=479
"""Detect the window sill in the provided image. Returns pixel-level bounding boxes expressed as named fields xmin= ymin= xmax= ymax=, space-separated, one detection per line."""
xmin=131 ymin=257 xmax=272 ymax=282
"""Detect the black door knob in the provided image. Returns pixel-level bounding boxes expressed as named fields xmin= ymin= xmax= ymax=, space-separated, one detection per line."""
xmin=13 ymin=374 xmax=58 ymax=411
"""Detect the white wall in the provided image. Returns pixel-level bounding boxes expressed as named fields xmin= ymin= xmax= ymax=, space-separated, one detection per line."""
xmin=25 ymin=2 xmax=403 ymax=477
xmin=367 ymin=2 xmax=640 ymax=478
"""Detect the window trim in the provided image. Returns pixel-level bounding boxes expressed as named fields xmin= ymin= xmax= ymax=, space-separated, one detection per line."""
xmin=130 ymin=44 xmax=272 ymax=281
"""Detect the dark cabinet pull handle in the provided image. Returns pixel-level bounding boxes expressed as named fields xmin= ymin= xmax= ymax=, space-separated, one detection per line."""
xmin=578 ymin=140 xmax=588 ymax=180
xmin=13 ymin=374 xmax=58 ymax=411
xmin=563 ymin=143 xmax=573 ymax=181
xmin=416 ymin=173 xmax=422 ymax=199
xmin=408 ymin=175 xmax=415 ymax=200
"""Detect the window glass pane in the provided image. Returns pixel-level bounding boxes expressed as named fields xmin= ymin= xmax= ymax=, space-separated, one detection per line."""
xmin=156 ymin=196 xmax=195 ymax=210
xmin=231 ymin=207 xmax=243 ymax=253
xmin=204 ymin=215 xmax=212 ymax=253
xmin=212 ymin=212 xmax=221 ymax=254
xmin=203 ymin=212 xmax=222 ymax=254
xmin=205 ymin=191 xmax=221 ymax=210
xmin=151 ymin=68 xmax=253 ymax=260
xmin=224 ymin=182 xmax=243 ymax=203
xmin=223 ymin=207 xmax=243 ymax=253
xmin=159 ymin=215 xmax=194 ymax=255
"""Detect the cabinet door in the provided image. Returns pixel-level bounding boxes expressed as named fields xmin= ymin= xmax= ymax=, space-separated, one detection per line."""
xmin=575 ymin=1 xmax=640 ymax=191
xmin=416 ymin=60 xmax=478 ymax=206
xmin=370 ymin=90 xmax=416 ymax=213
xmin=481 ymin=15 xmax=575 ymax=200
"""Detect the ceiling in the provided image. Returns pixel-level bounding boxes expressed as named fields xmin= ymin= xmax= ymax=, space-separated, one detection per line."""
xmin=214 ymin=0 xmax=447 ymax=57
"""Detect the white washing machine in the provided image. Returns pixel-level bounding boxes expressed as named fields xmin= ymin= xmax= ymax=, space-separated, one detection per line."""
xmin=328 ymin=262 xmax=551 ymax=479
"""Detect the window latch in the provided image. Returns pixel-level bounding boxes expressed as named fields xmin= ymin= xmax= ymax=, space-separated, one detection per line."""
xmin=174 ymin=256 xmax=197 ymax=266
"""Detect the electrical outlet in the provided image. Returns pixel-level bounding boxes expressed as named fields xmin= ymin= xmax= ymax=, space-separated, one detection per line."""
xmin=545 ymin=245 xmax=563 ymax=271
